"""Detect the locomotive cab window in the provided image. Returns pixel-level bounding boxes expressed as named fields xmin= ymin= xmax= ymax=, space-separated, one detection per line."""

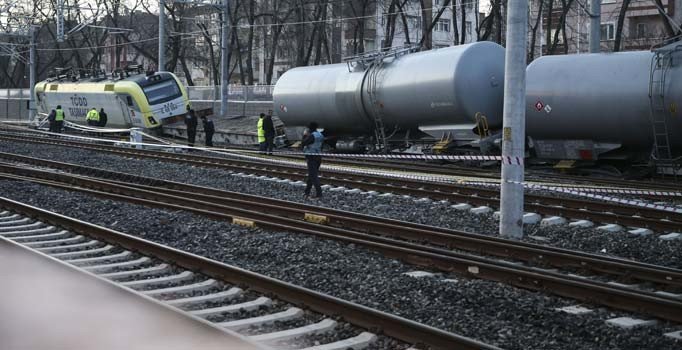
xmin=142 ymin=79 xmax=182 ymax=105
xmin=127 ymin=96 xmax=134 ymax=106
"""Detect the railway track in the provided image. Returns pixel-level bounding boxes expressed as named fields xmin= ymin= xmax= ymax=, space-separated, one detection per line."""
xmin=0 ymin=198 xmax=495 ymax=350
xmin=204 ymin=140 xmax=680 ymax=193
xmin=0 ymin=133 xmax=681 ymax=233
xmin=1 ymin=158 xmax=681 ymax=324
xmin=2 ymin=127 xmax=679 ymax=194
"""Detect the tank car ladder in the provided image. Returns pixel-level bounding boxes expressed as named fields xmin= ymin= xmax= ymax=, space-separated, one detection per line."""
xmin=366 ymin=60 xmax=389 ymax=152
xmin=648 ymin=49 xmax=680 ymax=176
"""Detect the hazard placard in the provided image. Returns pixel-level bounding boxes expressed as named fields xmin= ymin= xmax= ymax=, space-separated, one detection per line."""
xmin=534 ymin=100 xmax=544 ymax=111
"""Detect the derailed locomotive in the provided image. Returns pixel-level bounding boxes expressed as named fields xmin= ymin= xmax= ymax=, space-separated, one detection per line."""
xmin=35 ymin=67 xmax=191 ymax=129
xmin=273 ymin=41 xmax=682 ymax=162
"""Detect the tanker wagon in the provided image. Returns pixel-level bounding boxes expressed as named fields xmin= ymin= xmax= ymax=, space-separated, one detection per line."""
xmin=273 ymin=42 xmax=506 ymax=152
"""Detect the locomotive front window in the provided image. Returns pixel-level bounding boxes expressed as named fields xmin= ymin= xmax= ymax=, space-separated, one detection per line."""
xmin=142 ymin=79 xmax=181 ymax=105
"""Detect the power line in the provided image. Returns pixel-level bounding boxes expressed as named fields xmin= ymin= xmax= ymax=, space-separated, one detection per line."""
xmin=12 ymin=0 xmax=480 ymax=53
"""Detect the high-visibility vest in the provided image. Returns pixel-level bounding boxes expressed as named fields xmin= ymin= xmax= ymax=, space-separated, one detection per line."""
xmin=55 ymin=108 xmax=64 ymax=121
xmin=86 ymin=109 xmax=100 ymax=122
xmin=257 ymin=118 xmax=266 ymax=143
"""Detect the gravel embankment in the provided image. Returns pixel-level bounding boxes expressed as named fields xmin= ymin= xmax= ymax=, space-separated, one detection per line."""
xmin=1 ymin=140 xmax=680 ymax=269
xmin=0 ymin=180 xmax=679 ymax=350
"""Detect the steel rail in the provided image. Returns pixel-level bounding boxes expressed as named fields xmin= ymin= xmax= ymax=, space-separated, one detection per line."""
xmin=268 ymin=152 xmax=681 ymax=193
xmin=1 ymin=153 xmax=680 ymax=288
xmin=2 ymin=133 xmax=681 ymax=221
xmin=0 ymin=136 xmax=681 ymax=231
xmin=0 ymin=154 xmax=680 ymax=287
xmin=3 ymin=126 xmax=678 ymax=192
xmin=2 ymin=166 xmax=681 ymax=323
xmin=0 ymin=196 xmax=498 ymax=350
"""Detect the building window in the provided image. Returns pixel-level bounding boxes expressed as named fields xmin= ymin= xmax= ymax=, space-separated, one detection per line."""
xmin=601 ymin=23 xmax=615 ymax=41
xmin=465 ymin=21 xmax=472 ymax=37
xmin=637 ymin=23 xmax=649 ymax=38
xmin=436 ymin=19 xmax=450 ymax=32
xmin=601 ymin=0 xmax=616 ymax=3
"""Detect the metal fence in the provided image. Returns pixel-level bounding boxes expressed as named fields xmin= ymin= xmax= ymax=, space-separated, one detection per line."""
xmin=0 ymin=85 xmax=274 ymax=120
xmin=186 ymin=85 xmax=274 ymax=117
xmin=0 ymin=89 xmax=31 ymax=120
xmin=186 ymin=85 xmax=275 ymax=102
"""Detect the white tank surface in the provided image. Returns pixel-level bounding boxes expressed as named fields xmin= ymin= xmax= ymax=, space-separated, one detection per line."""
xmin=273 ymin=42 xmax=506 ymax=134
xmin=273 ymin=64 xmax=367 ymax=133
xmin=525 ymin=51 xmax=682 ymax=151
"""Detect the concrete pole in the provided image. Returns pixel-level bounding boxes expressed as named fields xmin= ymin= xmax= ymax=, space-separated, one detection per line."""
xmin=499 ymin=0 xmax=529 ymax=239
xmin=590 ymin=0 xmax=601 ymax=53
xmin=221 ymin=0 xmax=230 ymax=117
xmin=158 ymin=0 xmax=166 ymax=71
xmin=29 ymin=26 xmax=36 ymax=122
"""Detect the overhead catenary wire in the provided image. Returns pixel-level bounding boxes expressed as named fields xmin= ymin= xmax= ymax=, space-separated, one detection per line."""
xmin=7 ymin=0 xmax=481 ymax=53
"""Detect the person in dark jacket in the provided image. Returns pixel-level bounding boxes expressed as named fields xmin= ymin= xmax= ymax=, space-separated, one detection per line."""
xmin=47 ymin=109 xmax=56 ymax=132
xmin=185 ymin=108 xmax=198 ymax=147
xmin=263 ymin=112 xmax=275 ymax=154
xmin=99 ymin=108 xmax=108 ymax=127
xmin=201 ymin=115 xmax=215 ymax=147
xmin=301 ymin=122 xmax=324 ymax=198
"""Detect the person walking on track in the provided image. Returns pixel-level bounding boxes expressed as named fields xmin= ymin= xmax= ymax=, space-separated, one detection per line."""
xmin=302 ymin=122 xmax=324 ymax=198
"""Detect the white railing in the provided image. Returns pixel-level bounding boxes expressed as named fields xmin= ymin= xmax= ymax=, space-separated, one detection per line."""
xmin=0 ymin=89 xmax=31 ymax=120
xmin=186 ymin=85 xmax=275 ymax=102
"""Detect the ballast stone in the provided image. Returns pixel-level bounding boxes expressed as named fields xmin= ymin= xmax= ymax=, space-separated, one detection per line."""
xmin=451 ymin=203 xmax=472 ymax=210
xmin=605 ymin=317 xmax=657 ymax=329
xmin=659 ymin=232 xmax=682 ymax=241
xmin=664 ymin=330 xmax=682 ymax=340
xmin=555 ymin=305 xmax=593 ymax=315
xmin=628 ymin=228 xmax=653 ymax=236
xmin=522 ymin=213 xmax=541 ymax=224
xmin=568 ymin=220 xmax=594 ymax=228
xmin=541 ymin=216 xmax=567 ymax=226
xmin=470 ymin=206 xmax=492 ymax=215
xmin=596 ymin=224 xmax=623 ymax=233
xmin=403 ymin=271 xmax=436 ymax=278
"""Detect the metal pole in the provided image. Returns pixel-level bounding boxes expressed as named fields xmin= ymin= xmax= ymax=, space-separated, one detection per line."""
xmin=499 ymin=0 xmax=529 ymax=239
xmin=220 ymin=0 xmax=230 ymax=117
xmin=29 ymin=26 xmax=36 ymax=122
xmin=158 ymin=0 xmax=166 ymax=71
xmin=590 ymin=0 xmax=601 ymax=53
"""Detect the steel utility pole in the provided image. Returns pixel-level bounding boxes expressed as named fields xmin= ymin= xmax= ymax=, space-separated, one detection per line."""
xmin=220 ymin=0 xmax=230 ymax=117
xmin=29 ymin=26 xmax=36 ymax=122
xmin=590 ymin=0 xmax=601 ymax=53
xmin=499 ymin=0 xmax=529 ymax=239
xmin=158 ymin=0 xmax=166 ymax=71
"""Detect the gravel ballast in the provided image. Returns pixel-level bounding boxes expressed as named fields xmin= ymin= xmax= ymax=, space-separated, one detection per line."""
xmin=0 ymin=139 xmax=681 ymax=270
xmin=0 ymin=180 xmax=680 ymax=350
